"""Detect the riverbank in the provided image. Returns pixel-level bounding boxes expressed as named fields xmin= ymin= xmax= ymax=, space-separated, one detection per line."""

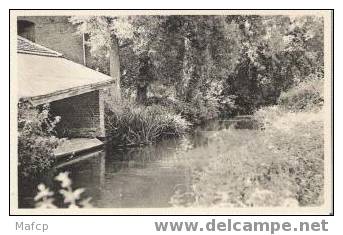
xmin=173 ymin=108 xmax=323 ymax=207
xmin=170 ymin=78 xmax=325 ymax=208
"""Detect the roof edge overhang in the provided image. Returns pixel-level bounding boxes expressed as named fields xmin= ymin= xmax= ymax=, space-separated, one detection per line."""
xmin=20 ymin=79 xmax=115 ymax=106
xmin=17 ymin=50 xmax=63 ymax=58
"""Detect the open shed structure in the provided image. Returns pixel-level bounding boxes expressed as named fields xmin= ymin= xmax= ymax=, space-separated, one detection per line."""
xmin=17 ymin=36 xmax=115 ymax=156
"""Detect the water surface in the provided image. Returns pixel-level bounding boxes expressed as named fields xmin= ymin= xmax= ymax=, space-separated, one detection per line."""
xmin=20 ymin=118 xmax=255 ymax=208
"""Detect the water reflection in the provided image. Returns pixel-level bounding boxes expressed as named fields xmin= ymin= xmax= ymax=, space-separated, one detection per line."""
xmin=19 ymin=118 xmax=255 ymax=208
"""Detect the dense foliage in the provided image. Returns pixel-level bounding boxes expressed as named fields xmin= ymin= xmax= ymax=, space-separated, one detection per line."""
xmin=70 ymin=15 xmax=324 ymax=121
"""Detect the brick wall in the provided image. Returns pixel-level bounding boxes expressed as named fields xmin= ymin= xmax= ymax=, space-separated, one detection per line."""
xmin=17 ymin=16 xmax=84 ymax=65
xmin=50 ymin=91 xmax=104 ymax=138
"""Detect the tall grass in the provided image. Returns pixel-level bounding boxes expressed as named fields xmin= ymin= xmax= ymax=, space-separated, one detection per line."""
xmin=105 ymin=102 xmax=190 ymax=146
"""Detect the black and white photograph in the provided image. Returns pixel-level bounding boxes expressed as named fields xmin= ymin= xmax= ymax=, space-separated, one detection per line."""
xmin=9 ymin=10 xmax=333 ymax=215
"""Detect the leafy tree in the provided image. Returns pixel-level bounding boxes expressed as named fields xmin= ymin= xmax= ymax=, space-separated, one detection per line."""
xmin=70 ymin=15 xmax=324 ymax=118
xmin=70 ymin=15 xmax=167 ymax=103
xmin=221 ymin=15 xmax=324 ymax=115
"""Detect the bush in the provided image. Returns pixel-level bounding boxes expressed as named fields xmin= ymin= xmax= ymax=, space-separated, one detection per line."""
xmin=267 ymin=112 xmax=324 ymax=206
xmin=257 ymin=105 xmax=324 ymax=203
xmin=145 ymin=96 xmax=197 ymax=121
xmin=105 ymin=101 xmax=190 ymax=145
xmin=18 ymin=103 xmax=61 ymax=179
xmin=278 ymin=76 xmax=324 ymax=112
xmin=145 ymin=96 xmax=220 ymax=125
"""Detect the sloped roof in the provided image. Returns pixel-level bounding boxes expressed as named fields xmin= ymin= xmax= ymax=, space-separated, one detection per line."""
xmin=17 ymin=36 xmax=115 ymax=105
xmin=17 ymin=36 xmax=63 ymax=57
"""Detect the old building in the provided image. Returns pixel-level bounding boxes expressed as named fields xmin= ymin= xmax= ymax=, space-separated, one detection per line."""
xmin=17 ymin=35 xmax=113 ymax=138
xmin=17 ymin=16 xmax=120 ymax=156
xmin=17 ymin=16 xmax=121 ymax=99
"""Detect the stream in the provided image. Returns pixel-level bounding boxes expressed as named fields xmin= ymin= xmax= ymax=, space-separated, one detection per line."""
xmin=19 ymin=117 xmax=256 ymax=208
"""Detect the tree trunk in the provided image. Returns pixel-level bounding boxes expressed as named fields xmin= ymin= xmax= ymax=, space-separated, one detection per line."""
xmin=136 ymin=84 xmax=148 ymax=103
xmin=109 ymin=34 xmax=121 ymax=102
xmin=136 ymin=54 xmax=151 ymax=104
xmin=185 ymin=40 xmax=206 ymax=102
xmin=177 ymin=37 xmax=188 ymax=99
